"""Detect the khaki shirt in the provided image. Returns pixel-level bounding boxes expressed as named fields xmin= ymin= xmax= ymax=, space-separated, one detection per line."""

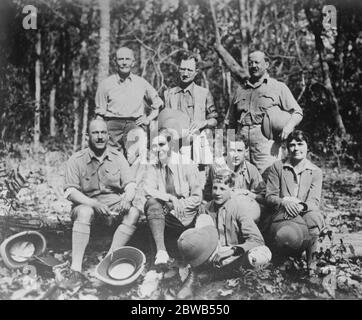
xmin=225 ymin=74 xmax=303 ymax=128
xmin=164 ymin=82 xmax=218 ymax=123
xmin=95 ymin=73 xmax=163 ymax=119
xmin=64 ymin=147 xmax=134 ymax=206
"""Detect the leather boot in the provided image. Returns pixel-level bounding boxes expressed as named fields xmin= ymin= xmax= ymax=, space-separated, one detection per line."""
xmin=177 ymin=269 xmax=197 ymax=299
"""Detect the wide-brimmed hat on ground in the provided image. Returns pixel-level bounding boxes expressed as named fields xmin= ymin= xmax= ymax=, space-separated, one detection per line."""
xmin=95 ymin=246 xmax=146 ymax=286
xmin=262 ymin=106 xmax=292 ymax=140
xmin=0 ymin=231 xmax=47 ymax=269
xmin=177 ymin=225 xmax=219 ymax=267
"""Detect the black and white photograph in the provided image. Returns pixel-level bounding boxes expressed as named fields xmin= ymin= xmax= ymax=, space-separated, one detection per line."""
xmin=0 ymin=0 xmax=361 ymax=303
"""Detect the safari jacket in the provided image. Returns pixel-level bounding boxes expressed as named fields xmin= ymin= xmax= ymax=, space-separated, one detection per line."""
xmin=265 ymin=159 xmax=323 ymax=214
xmin=205 ymin=197 xmax=265 ymax=253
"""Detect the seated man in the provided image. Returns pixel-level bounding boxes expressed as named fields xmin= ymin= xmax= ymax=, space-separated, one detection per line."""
xmin=204 ymin=133 xmax=266 ymax=222
xmin=264 ymin=130 xmax=324 ymax=269
xmin=124 ymin=127 xmax=148 ymax=216
xmin=177 ymin=169 xmax=271 ymax=299
xmin=63 ymin=118 xmax=139 ymax=287
xmin=143 ymin=129 xmax=202 ymax=266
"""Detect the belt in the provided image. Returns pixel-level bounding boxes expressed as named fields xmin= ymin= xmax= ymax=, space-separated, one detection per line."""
xmin=104 ymin=116 xmax=140 ymax=121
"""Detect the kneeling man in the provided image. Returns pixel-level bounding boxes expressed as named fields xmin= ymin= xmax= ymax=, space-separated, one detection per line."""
xmin=64 ymin=118 xmax=139 ymax=287
xmin=177 ymin=169 xmax=271 ymax=299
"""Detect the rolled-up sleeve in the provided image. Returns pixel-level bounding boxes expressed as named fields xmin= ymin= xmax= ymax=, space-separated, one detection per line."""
xmin=64 ymin=157 xmax=81 ymax=192
xmin=279 ymin=82 xmax=303 ymax=116
xmin=144 ymin=80 xmax=163 ymax=110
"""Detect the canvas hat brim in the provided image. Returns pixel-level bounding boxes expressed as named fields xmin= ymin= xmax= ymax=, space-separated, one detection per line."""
xmin=95 ymin=246 xmax=146 ymax=286
xmin=157 ymin=108 xmax=191 ymax=139
xmin=0 ymin=231 xmax=46 ymax=269
xmin=262 ymin=106 xmax=292 ymax=140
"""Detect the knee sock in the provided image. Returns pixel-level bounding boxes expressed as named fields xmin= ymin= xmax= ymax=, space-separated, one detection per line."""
xmin=71 ymin=221 xmax=90 ymax=272
xmin=148 ymin=217 xmax=167 ymax=252
xmin=108 ymin=223 xmax=137 ymax=255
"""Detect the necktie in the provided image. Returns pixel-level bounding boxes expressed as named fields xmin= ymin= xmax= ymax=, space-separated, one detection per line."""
xmin=165 ymin=165 xmax=177 ymax=196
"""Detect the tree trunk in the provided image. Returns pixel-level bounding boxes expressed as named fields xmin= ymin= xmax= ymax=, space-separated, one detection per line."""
xmin=209 ymin=0 xmax=248 ymax=83
xmin=72 ymin=58 xmax=81 ymax=152
xmin=49 ymin=86 xmax=57 ymax=137
xmin=81 ymin=97 xmax=89 ymax=149
xmin=97 ymin=0 xmax=110 ymax=83
xmin=238 ymin=0 xmax=249 ymax=68
xmin=305 ymin=5 xmax=347 ymax=136
xmin=34 ymin=30 xmax=41 ymax=151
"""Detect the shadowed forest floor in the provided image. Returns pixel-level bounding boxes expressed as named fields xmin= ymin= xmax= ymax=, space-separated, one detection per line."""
xmin=0 ymin=147 xmax=361 ymax=300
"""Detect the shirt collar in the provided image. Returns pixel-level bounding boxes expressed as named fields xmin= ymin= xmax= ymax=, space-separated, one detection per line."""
xmin=116 ymin=72 xmax=134 ymax=84
xmin=87 ymin=147 xmax=111 ymax=164
xmin=245 ymin=73 xmax=269 ymax=88
xmin=283 ymin=158 xmax=316 ymax=173
xmin=176 ymin=82 xmax=195 ymax=94
xmin=235 ymin=161 xmax=247 ymax=175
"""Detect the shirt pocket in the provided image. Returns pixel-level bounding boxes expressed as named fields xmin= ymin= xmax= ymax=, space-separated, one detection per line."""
xmin=234 ymin=95 xmax=248 ymax=113
xmin=80 ymin=168 xmax=98 ymax=194
xmin=103 ymin=166 xmax=122 ymax=190
xmin=257 ymin=93 xmax=277 ymax=111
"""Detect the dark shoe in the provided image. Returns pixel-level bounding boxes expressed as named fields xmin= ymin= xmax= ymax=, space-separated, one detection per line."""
xmin=56 ymin=269 xmax=87 ymax=290
xmin=177 ymin=270 xmax=196 ymax=300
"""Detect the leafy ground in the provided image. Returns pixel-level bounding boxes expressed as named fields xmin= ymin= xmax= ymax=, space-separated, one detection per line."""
xmin=0 ymin=145 xmax=362 ymax=300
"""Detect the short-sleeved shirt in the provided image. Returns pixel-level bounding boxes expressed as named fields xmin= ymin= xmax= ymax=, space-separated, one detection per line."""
xmin=225 ymin=74 xmax=303 ymax=128
xmin=64 ymin=147 xmax=134 ymax=206
xmin=95 ymin=73 xmax=163 ymax=119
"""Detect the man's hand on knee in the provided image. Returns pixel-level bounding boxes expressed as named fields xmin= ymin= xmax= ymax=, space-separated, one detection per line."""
xmin=92 ymin=201 xmax=110 ymax=216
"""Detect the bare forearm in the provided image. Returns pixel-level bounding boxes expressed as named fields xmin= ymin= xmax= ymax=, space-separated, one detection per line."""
xmin=206 ymin=118 xmax=217 ymax=129
xmin=67 ymin=189 xmax=97 ymax=207
xmin=147 ymin=109 xmax=159 ymax=122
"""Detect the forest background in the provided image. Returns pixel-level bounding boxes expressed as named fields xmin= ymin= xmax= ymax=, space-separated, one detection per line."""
xmin=0 ymin=0 xmax=361 ymax=300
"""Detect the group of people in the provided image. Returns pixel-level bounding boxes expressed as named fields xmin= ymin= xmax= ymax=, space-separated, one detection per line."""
xmin=63 ymin=47 xmax=325 ymax=299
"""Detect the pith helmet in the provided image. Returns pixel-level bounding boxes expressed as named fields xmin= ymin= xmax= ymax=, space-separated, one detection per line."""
xmin=262 ymin=106 xmax=292 ymax=140
xmin=95 ymin=246 xmax=146 ymax=286
xmin=157 ymin=108 xmax=191 ymax=139
xmin=0 ymin=231 xmax=46 ymax=269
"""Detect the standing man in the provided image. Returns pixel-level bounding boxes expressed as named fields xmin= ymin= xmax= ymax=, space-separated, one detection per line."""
xmin=95 ymin=46 xmax=163 ymax=154
xmin=225 ymin=51 xmax=303 ymax=176
xmin=143 ymin=129 xmax=202 ymax=266
xmin=63 ymin=118 xmax=139 ymax=287
xmin=163 ymin=53 xmax=218 ymax=163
